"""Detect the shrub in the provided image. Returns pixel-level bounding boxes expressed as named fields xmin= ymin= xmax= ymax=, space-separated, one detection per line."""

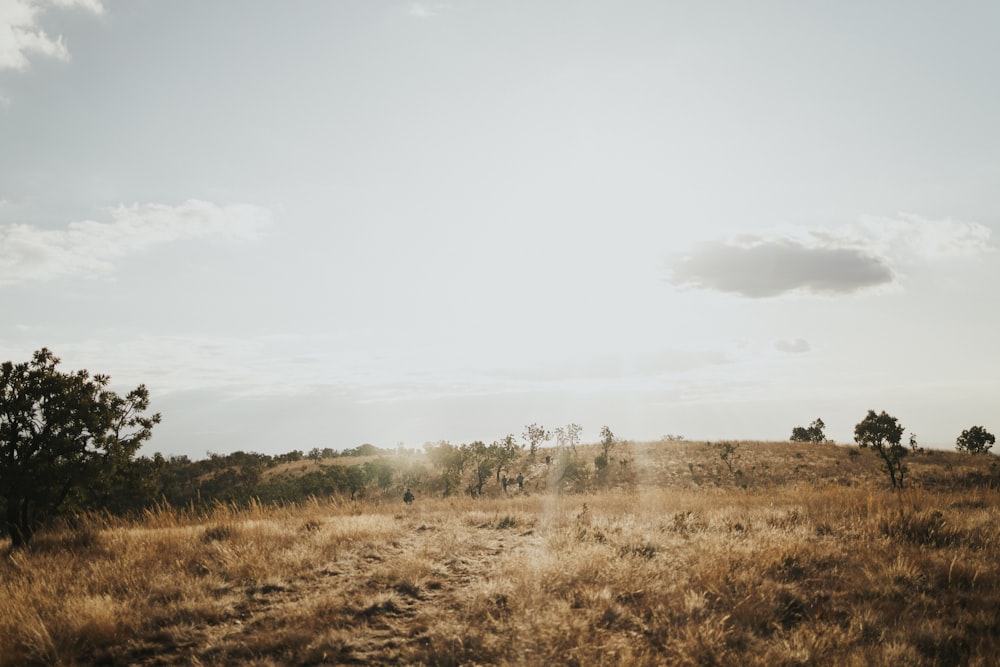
xmin=956 ymin=426 xmax=995 ymax=455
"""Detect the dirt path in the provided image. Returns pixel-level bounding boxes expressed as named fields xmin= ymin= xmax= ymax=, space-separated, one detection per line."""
xmin=125 ymin=515 xmax=540 ymax=665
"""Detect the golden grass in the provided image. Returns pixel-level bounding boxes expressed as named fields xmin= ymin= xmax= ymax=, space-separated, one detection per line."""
xmin=2 ymin=442 xmax=998 ymax=665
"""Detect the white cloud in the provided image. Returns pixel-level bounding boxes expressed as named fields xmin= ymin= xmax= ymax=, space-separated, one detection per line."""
xmin=0 ymin=199 xmax=272 ymax=285
xmin=667 ymin=237 xmax=894 ymax=298
xmin=49 ymin=0 xmax=102 ymax=10
xmin=832 ymin=213 xmax=994 ymax=263
xmin=407 ymin=2 xmax=451 ymax=19
xmin=666 ymin=213 xmax=994 ymax=299
xmin=774 ymin=338 xmax=810 ymax=354
xmin=0 ymin=0 xmax=103 ymax=71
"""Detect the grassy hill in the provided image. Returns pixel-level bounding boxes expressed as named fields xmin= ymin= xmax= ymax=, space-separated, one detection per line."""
xmin=1 ymin=440 xmax=997 ymax=665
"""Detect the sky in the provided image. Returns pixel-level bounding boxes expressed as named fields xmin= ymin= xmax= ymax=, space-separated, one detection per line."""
xmin=1 ymin=0 xmax=998 ymax=458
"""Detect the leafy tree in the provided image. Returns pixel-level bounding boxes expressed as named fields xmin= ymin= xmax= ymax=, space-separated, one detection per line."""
xmin=790 ymin=418 xmax=826 ymax=443
xmin=491 ymin=434 xmax=521 ymax=481
xmin=714 ymin=441 xmax=743 ymax=480
xmin=343 ymin=443 xmax=383 ymax=457
xmin=425 ymin=441 xmax=466 ymax=496
xmin=345 ymin=465 xmax=367 ymax=500
xmin=854 ymin=410 xmax=907 ymax=489
xmin=363 ymin=458 xmax=395 ymax=490
xmin=465 ymin=441 xmax=495 ymax=496
xmin=0 ymin=348 xmax=160 ymax=546
xmin=522 ymin=423 xmax=551 ymax=461
xmin=275 ymin=450 xmax=303 ymax=464
xmin=956 ymin=426 xmax=995 ymax=455
xmin=595 ymin=425 xmax=617 ymax=472
xmin=553 ymin=423 xmax=582 ymax=452
xmin=96 ymin=452 xmax=166 ymax=515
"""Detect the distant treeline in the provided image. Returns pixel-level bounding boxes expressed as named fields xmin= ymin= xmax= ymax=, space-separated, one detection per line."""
xmin=1 ymin=430 xmax=635 ymax=536
xmin=0 ymin=444 xmax=412 ymax=534
xmin=104 ymin=444 xmax=414 ymax=513
xmin=95 ymin=434 xmax=634 ymax=518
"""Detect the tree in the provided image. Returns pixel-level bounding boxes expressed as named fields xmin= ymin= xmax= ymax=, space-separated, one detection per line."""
xmin=522 ymin=423 xmax=551 ymax=461
xmin=553 ymin=423 xmax=582 ymax=452
xmin=595 ymin=425 xmax=617 ymax=472
xmin=0 ymin=348 xmax=160 ymax=546
xmin=425 ymin=441 xmax=466 ymax=496
xmin=790 ymin=418 xmax=826 ymax=443
xmin=491 ymin=434 xmax=521 ymax=481
xmin=466 ymin=441 xmax=494 ymax=496
xmin=363 ymin=458 xmax=396 ymax=490
xmin=714 ymin=441 xmax=743 ymax=481
xmin=956 ymin=426 xmax=995 ymax=455
xmin=344 ymin=465 xmax=367 ymax=500
xmin=854 ymin=410 xmax=907 ymax=489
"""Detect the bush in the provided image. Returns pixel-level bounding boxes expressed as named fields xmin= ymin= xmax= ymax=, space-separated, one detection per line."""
xmin=956 ymin=426 xmax=995 ymax=455
xmin=790 ymin=418 xmax=826 ymax=443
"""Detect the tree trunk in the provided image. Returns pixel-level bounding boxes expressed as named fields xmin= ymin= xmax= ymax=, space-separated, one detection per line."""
xmin=7 ymin=497 xmax=30 ymax=548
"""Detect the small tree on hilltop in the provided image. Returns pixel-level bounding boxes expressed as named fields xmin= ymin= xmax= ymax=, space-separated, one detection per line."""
xmin=594 ymin=425 xmax=617 ymax=473
xmin=554 ymin=423 xmax=582 ymax=453
xmin=956 ymin=426 xmax=996 ymax=455
xmin=522 ymin=423 xmax=551 ymax=462
xmin=854 ymin=410 xmax=907 ymax=489
xmin=790 ymin=418 xmax=826 ymax=443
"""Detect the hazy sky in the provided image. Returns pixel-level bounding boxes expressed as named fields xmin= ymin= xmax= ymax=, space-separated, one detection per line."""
xmin=2 ymin=1 xmax=998 ymax=457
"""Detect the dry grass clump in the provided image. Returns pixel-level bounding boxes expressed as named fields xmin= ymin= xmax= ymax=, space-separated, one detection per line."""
xmin=1 ymin=443 xmax=999 ymax=665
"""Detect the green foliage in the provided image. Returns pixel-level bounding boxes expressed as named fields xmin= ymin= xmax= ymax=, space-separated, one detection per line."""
xmin=275 ymin=450 xmax=304 ymax=463
xmin=550 ymin=448 xmax=591 ymax=493
xmin=594 ymin=426 xmax=617 ymax=482
xmin=522 ymin=423 xmax=551 ymax=461
xmin=363 ymin=458 xmax=396 ymax=490
xmin=344 ymin=465 xmax=368 ymax=499
xmin=956 ymin=426 xmax=995 ymax=455
xmin=790 ymin=418 xmax=826 ymax=443
xmin=425 ymin=441 xmax=467 ymax=496
xmin=599 ymin=426 xmax=616 ymax=459
xmin=465 ymin=441 xmax=494 ymax=496
xmin=854 ymin=410 xmax=907 ymax=489
xmin=491 ymin=434 xmax=522 ymax=482
xmin=0 ymin=348 xmax=160 ymax=546
xmin=714 ymin=441 xmax=744 ymax=484
xmin=342 ymin=443 xmax=387 ymax=457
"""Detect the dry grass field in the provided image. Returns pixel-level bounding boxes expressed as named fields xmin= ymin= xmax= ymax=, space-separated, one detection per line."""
xmin=2 ymin=440 xmax=998 ymax=666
